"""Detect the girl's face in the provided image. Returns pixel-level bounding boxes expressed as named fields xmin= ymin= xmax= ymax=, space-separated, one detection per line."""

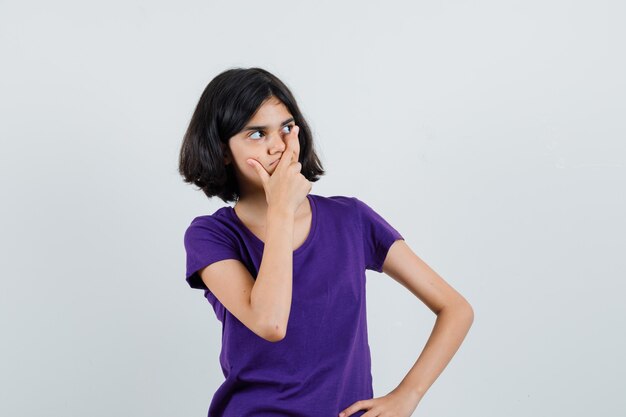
xmin=224 ymin=96 xmax=296 ymax=190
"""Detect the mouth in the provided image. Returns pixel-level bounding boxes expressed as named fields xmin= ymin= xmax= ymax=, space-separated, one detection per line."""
xmin=269 ymin=158 xmax=280 ymax=166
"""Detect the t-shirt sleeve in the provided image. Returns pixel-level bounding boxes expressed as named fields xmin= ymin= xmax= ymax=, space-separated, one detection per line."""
xmin=353 ymin=197 xmax=405 ymax=272
xmin=183 ymin=217 xmax=241 ymax=290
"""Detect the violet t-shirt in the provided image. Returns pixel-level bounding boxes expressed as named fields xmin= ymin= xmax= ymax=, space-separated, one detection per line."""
xmin=183 ymin=193 xmax=404 ymax=417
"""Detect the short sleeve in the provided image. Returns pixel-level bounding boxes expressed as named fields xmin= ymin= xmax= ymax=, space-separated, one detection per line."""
xmin=353 ymin=197 xmax=404 ymax=272
xmin=183 ymin=216 xmax=241 ymax=290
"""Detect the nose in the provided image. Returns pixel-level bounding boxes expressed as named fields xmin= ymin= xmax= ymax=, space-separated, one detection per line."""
xmin=267 ymin=129 xmax=287 ymax=153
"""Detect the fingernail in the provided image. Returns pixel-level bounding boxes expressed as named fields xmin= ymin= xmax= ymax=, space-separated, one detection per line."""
xmin=339 ymin=413 xmax=345 ymax=417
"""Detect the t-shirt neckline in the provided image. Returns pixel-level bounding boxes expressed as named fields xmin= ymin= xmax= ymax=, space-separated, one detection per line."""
xmin=228 ymin=194 xmax=318 ymax=256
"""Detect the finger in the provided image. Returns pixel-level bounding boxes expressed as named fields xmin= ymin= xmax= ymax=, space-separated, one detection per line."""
xmin=276 ymin=124 xmax=299 ymax=169
xmin=338 ymin=399 xmax=370 ymax=417
xmin=289 ymin=125 xmax=301 ymax=163
xmin=247 ymin=158 xmax=269 ymax=186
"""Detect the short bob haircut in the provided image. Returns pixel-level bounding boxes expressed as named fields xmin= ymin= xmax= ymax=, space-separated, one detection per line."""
xmin=179 ymin=67 xmax=325 ymax=204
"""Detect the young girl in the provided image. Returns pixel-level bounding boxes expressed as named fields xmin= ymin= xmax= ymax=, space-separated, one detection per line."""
xmin=179 ymin=67 xmax=473 ymax=417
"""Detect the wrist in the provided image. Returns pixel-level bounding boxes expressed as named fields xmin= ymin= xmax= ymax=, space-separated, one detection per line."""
xmin=267 ymin=206 xmax=294 ymax=222
xmin=392 ymin=384 xmax=424 ymax=403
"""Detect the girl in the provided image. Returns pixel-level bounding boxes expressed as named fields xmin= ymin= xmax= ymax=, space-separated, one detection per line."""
xmin=179 ymin=67 xmax=473 ymax=417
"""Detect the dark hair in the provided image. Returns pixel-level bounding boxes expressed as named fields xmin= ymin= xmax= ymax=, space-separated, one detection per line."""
xmin=178 ymin=67 xmax=325 ymax=203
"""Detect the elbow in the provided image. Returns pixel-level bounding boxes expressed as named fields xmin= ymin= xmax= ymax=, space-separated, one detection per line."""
xmin=441 ymin=298 xmax=474 ymax=326
xmin=463 ymin=298 xmax=474 ymax=319
xmin=250 ymin=302 xmax=287 ymax=342
xmin=455 ymin=295 xmax=474 ymax=318
xmin=266 ymin=332 xmax=286 ymax=343
xmin=458 ymin=300 xmax=474 ymax=326
xmin=260 ymin=321 xmax=287 ymax=343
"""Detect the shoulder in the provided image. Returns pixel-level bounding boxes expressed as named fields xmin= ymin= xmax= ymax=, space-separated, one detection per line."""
xmin=310 ymin=193 xmax=358 ymax=212
xmin=184 ymin=207 xmax=237 ymax=245
xmin=313 ymin=193 xmax=380 ymax=217
xmin=310 ymin=193 xmax=388 ymax=224
xmin=186 ymin=207 xmax=227 ymax=231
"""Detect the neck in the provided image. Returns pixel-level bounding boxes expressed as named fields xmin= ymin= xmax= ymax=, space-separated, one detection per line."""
xmin=235 ymin=190 xmax=309 ymax=226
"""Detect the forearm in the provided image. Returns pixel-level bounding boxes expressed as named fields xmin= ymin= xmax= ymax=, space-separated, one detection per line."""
xmin=394 ymin=301 xmax=474 ymax=400
xmin=250 ymin=208 xmax=295 ymax=339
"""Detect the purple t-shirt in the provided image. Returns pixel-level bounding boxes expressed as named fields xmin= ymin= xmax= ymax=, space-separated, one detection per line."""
xmin=183 ymin=193 xmax=404 ymax=417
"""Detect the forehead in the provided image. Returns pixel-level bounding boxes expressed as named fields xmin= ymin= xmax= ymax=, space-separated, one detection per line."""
xmin=248 ymin=97 xmax=291 ymax=121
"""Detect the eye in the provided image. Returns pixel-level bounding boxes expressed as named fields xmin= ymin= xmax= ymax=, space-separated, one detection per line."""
xmin=249 ymin=131 xmax=263 ymax=140
xmin=248 ymin=124 xmax=294 ymax=140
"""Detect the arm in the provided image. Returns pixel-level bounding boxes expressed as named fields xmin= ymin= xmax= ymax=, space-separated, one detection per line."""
xmin=249 ymin=207 xmax=295 ymax=341
xmin=196 ymin=208 xmax=295 ymax=343
xmin=383 ymin=240 xmax=474 ymax=400
xmin=339 ymin=239 xmax=474 ymax=417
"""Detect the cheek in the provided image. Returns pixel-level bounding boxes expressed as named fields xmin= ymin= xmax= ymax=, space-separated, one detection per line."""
xmin=238 ymin=158 xmax=263 ymax=179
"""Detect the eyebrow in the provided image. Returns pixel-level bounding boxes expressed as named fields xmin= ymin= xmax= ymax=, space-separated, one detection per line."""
xmin=243 ymin=117 xmax=294 ymax=132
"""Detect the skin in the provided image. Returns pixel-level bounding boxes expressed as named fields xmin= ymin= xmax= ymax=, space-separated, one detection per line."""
xmin=337 ymin=243 xmax=474 ymax=416
xmin=222 ymin=95 xmax=311 ymax=228
xmin=224 ymin=96 xmax=474 ymax=417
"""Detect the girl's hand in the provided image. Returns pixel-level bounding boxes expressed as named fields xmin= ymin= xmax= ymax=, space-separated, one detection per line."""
xmin=338 ymin=387 xmax=422 ymax=417
xmin=247 ymin=125 xmax=311 ymax=214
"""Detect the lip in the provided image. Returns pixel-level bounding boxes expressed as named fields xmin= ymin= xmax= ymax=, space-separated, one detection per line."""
xmin=269 ymin=158 xmax=280 ymax=166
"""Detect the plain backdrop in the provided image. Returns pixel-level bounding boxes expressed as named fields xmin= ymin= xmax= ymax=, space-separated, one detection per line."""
xmin=1 ymin=1 xmax=624 ymax=416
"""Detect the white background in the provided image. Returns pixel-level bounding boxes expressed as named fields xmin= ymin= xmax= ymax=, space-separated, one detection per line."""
xmin=1 ymin=1 xmax=624 ymax=416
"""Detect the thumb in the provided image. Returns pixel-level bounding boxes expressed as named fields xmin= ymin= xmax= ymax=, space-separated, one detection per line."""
xmin=247 ymin=158 xmax=270 ymax=185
